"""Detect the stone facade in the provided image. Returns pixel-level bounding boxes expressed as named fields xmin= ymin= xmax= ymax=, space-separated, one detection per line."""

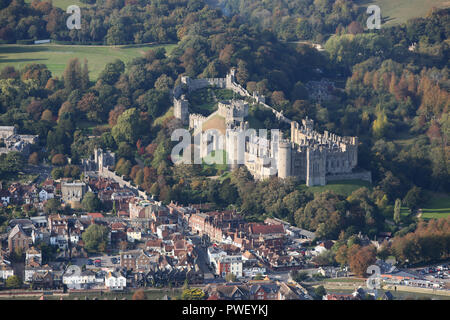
xmin=61 ymin=182 xmax=86 ymax=207
xmin=82 ymin=148 xmax=115 ymax=172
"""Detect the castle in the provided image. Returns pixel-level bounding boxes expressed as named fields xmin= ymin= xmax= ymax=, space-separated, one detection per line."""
xmin=173 ymin=69 xmax=371 ymax=186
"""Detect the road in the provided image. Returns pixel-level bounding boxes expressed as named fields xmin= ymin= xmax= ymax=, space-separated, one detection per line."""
xmin=71 ymin=255 xmax=121 ymax=270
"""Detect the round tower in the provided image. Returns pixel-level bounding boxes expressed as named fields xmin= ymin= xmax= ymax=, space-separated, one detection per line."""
xmin=277 ymin=140 xmax=291 ymax=179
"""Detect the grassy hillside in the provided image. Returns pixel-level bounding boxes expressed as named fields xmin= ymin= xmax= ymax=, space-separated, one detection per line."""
xmin=357 ymin=0 xmax=450 ymax=25
xmin=420 ymin=192 xmax=450 ymax=220
xmin=298 ymin=180 xmax=372 ymax=197
xmin=0 ymin=43 xmax=176 ymax=79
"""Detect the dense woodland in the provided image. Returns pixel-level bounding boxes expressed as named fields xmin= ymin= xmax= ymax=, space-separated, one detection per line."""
xmin=0 ymin=0 xmax=449 ymax=266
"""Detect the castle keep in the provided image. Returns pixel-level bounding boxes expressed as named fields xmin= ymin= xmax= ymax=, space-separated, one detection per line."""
xmin=173 ymin=69 xmax=370 ymax=186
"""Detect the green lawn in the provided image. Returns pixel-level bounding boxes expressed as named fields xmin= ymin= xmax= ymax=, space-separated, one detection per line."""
xmin=420 ymin=192 xmax=450 ymax=220
xmin=153 ymin=107 xmax=174 ymax=128
xmin=0 ymin=43 xmax=176 ymax=79
xmin=357 ymin=0 xmax=449 ymax=26
xmin=299 ymin=180 xmax=372 ymax=197
xmin=25 ymin=0 xmax=91 ymax=9
xmin=202 ymin=149 xmax=228 ymax=175
xmin=188 ymin=87 xmax=237 ymax=116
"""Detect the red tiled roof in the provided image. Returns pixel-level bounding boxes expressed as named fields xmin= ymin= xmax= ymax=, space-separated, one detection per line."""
xmin=88 ymin=213 xmax=104 ymax=219
xmin=249 ymin=223 xmax=284 ymax=235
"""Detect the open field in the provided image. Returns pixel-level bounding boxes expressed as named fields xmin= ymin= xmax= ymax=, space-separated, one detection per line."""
xmin=0 ymin=43 xmax=176 ymax=79
xmin=357 ymin=0 xmax=450 ymax=26
xmin=298 ymin=180 xmax=372 ymax=197
xmin=420 ymin=192 xmax=450 ymax=220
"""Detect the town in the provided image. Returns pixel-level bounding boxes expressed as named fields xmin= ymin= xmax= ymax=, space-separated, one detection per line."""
xmin=0 ymin=144 xmax=448 ymax=300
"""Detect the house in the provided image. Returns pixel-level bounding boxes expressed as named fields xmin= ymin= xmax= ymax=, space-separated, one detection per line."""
xmin=314 ymin=240 xmax=334 ymax=254
xmin=48 ymin=215 xmax=69 ymax=250
xmin=31 ymin=227 xmax=50 ymax=245
xmin=63 ymin=265 xmax=96 ymax=289
xmin=126 ymin=228 xmax=141 ymax=243
xmin=8 ymin=224 xmax=32 ymax=253
xmin=0 ymin=255 xmax=13 ymax=280
xmin=39 ymin=189 xmax=54 ymax=202
xmin=105 ymin=270 xmax=127 ymax=290
xmin=243 ymin=260 xmax=266 ymax=278
xmin=25 ymin=262 xmax=52 ymax=283
xmin=250 ymin=282 xmax=279 ymax=300
xmin=217 ymin=255 xmax=243 ymax=278
xmin=31 ymin=271 xmax=55 ymax=290
xmin=26 ymin=247 xmax=42 ymax=265
xmin=0 ymin=189 xmax=10 ymax=206
xmin=136 ymin=251 xmax=153 ymax=271
xmin=120 ymin=251 xmax=140 ymax=271
xmin=204 ymin=283 xmax=250 ymax=300
xmin=30 ymin=216 xmax=48 ymax=228
xmin=145 ymin=239 xmax=163 ymax=253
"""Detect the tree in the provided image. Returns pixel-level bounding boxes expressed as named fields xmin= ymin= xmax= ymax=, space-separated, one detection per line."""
xmin=313 ymin=285 xmax=327 ymax=300
xmin=132 ymin=289 xmax=147 ymax=300
xmin=82 ymin=224 xmax=108 ymax=253
xmin=41 ymin=109 xmax=53 ymax=122
xmin=28 ymin=152 xmax=39 ymax=165
xmin=98 ymin=59 xmax=124 ymax=85
xmin=51 ymin=153 xmax=66 ymax=166
xmin=81 ymin=58 xmax=89 ymax=90
xmin=291 ymin=271 xmax=309 ymax=283
xmin=394 ymin=198 xmax=402 ymax=224
xmin=348 ymin=244 xmax=377 ymax=277
xmin=225 ymin=273 xmax=237 ymax=282
xmin=44 ymin=198 xmax=61 ymax=214
xmin=6 ymin=275 xmax=22 ymax=289
xmin=63 ymin=58 xmax=82 ymax=91
xmin=335 ymin=244 xmax=348 ymax=266
xmin=82 ymin=192 xmax=101 ymax=212
xmin=254 ymin=273 xmax=264 ymax=280
xmin=111 ymin=108 xmax=141 ymax=145
xmin=181 ymin=288 xmax=205 ymax=300
xmin=403 ymin=186 xmax=424 ymax=212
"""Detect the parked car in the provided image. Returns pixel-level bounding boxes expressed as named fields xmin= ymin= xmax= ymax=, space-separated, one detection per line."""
xmin=87 ymin=259 xmax=94 ymax=265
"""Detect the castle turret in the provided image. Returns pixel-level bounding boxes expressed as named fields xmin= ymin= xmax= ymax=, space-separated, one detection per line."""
xmin=174 ymin=94 xmax=189 ymax=125
xmin=277 ymin=140 xmax=292 ymax=179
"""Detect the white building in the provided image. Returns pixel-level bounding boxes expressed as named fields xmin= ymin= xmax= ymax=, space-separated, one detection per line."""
xmin=39 ymin=189 xmax=54 ymax=202
xmin=126 ymin=228 xmax=141 ymax=243
xmin=0 ymin=258 xmax=13 ymax=280
xmin=218 ymin=255 xmax=243 ymax=278
xmin=207 ymin=246 xmax=227 ymax=271
xmin=63 ymin=265 xmax=96 ymax=289
xmin=156 ymin=224 xmax=177 ymax=239
xmin=105 ymin=271 xmax=126 ymax=290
